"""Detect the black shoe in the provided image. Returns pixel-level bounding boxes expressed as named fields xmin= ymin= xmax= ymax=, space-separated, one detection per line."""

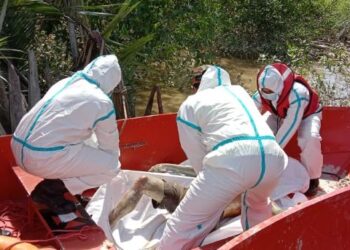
xmin=31 ymin=179 xmax=76 ymax=214
xmin=304 ymin=178 xmax=319 ymax=197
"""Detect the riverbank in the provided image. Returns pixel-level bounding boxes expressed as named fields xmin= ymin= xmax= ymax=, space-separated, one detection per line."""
xmin=134 ymin=58 xmax=261 ymax=116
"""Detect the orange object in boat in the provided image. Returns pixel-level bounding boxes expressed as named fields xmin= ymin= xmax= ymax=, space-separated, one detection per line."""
xmin=0 ymin=106 xmax=349 ymax=249
xmin=0 ymin=236 xmax=38 ymax=250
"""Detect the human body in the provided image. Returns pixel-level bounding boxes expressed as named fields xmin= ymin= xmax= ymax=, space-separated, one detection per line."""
xmin=11 ymin=55 xmax=121 ymax=211
xmin=252 ymin=63 xmax=323 ymax=195
xmin=158 ymin=65 xmax=287 ymax=249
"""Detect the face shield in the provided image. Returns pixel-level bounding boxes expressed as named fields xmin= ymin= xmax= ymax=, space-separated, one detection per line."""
xmin=258 ymin=66 xmax=284 ymax=101
xmin=260 ymin=88 xmax=279 ymax=101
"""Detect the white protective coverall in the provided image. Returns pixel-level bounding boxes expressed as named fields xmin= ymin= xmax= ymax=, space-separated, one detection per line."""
xmin=158 ymin=66 xmax=288 ymax=250
xmin=11 ymin=55 xmax=121 ymax=195
xmin=252 ymin=66 xmax=323 ymax=179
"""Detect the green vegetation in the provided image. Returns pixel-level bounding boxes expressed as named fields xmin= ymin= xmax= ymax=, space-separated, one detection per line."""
xmin=0 ymin=0 xmax=349 ymax=119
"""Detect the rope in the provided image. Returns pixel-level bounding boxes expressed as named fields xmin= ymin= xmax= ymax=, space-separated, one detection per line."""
xmin=0 ymin=200 xmax=102 ymax=249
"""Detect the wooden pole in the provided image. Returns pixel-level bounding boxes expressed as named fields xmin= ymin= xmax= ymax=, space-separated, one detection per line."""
xmin=28 ymin=50 xmax=41 ymax=109
xmin=112 ymin=79 xmax=129 ymax=119
xmin=144 ymin=86 xmax=156 ymax=116
xmin=144 ymin=85 xmax=164 ymax=116
xmin=156 ymin=86 xmax=163 ymax=114
xmin=8 ymin=63 xmax=26 ymax=132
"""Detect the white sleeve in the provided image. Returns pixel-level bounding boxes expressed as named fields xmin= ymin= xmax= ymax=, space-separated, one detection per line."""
xmin=93 ymin=101 xmax=119 ymax=154
xmin=252 ymin=91 xmax=262 ymax=112
xmin=176 ymin=102 xmax=206 ymax=174
xmin=276 ymin=89 xmax=309 ymax=148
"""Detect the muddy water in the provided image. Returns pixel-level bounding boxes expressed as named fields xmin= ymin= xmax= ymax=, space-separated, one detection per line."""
xmin=134 ymin=58 xmax=261 ymax=116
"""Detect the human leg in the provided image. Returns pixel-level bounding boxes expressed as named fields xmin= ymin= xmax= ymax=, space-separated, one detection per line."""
xmin=109 ymin=175 xmax=165 ymax=228
xmin=298 ymin=113 xmax=323 ymax=195
xmin=57 ymin=144 xmax=120 ymax=194
xmin=159 ymin=167 xmax=243 ymax=250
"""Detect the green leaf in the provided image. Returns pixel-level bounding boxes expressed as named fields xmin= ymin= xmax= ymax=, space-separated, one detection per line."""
xmin=10 ymin=0 xmax=61 ymax=16
xmin=119 ymin=34 xmax=154 ymax=64
xmin=102 ymin=0 xmax=141 ymax=39
xmin=78 ymin=11 xmax=114 ymax=17
xmin=74 ymin=4 xmax=122 ymax=11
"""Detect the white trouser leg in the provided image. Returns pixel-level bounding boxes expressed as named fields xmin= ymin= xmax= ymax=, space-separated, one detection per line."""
xmin=61 ymin=144 xmax=120 ymax=194
xmin=298 ymin=113 xmax=323 ymax=179
xmin=158 ymin=167 xmax=243 ymax=250
xmin=159 ymin=143 xmax=286 ymax=250
xmin=14 ymin=142 xmax=120 ymax=195
xmin=241 ymin=176 xmax=279 ymax=230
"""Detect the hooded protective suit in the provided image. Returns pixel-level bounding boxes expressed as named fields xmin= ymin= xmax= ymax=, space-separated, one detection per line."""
xmin=11 ymin=55 xmax=121 ymax=195
xmin=252 ymin=64 xmax=323 ymax=179
xmin=158 ymin=66 xmax=287 ymax=250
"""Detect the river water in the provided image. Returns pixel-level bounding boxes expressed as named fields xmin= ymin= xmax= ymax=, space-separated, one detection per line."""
xmin=134 ymin=58 xmax=349 ymax=116
xmin=134 ymin=58 xmax=261 ymax=116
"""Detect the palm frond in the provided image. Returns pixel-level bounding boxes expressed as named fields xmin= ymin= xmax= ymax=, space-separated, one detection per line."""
xmin=78 ymin=11 xmax=114 ymax=17
xmin=74 ymin=4 xmax=121 ymax=11
xmin=10 ymin=0 xmax=61 ymax=16
xmin=0 ymin=0 xmax=9 ymax=33
xmin=102 ymin=0 xmax=141 ymax=40
xmin=0 ymin=37 xmax=7 ymax=47
xmin=119 ymin=34 xmax=154 ymax=64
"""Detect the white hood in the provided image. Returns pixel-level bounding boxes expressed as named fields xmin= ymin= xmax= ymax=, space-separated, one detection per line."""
xmin=258 ymin=65 xmax=284 ymax=95
xmin=197 ymin=65 xmax=231 ymax=92
xmin=82 ymin=55 xmax=122 ymax=94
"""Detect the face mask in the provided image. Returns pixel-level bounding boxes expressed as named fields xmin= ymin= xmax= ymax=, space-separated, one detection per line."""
xmin=261 ymin=92 xmax=278 ymax=101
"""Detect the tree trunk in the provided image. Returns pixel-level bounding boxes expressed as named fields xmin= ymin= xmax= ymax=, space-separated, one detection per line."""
xmin=44 ymin=62 xmax=53 ymax=88
xmin=8 ymin=63 xmax=26 ymax=132
xmin=0 ymin=77 xmax=10 ymax=133
xmin=28 ymin=50 xmax=41 ymax=109
xmin=68 ymin=21 xmax=79 ymax=64
xmin=112 ymin=79 xmax=129 ymax=119
xmin=0 ymin=122 xmax=5 ymax=135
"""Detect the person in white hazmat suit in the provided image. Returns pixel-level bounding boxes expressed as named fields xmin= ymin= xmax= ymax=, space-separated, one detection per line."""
xmin=11 ymin=54 xmax=121 ymax=214
xmin=252 ymin=63 xmax=323 ymax=196
xmin=158 ymin=65 xmax=288 ymax=250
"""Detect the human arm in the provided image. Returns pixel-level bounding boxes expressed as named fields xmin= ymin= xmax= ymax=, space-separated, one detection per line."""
xmin=252 ymin=91 xmax=263 ymax=112
xmin=176 ymin=102 xmax=207 ymax=174
xmin=93 ymin=100 xmax=119 ymax=154
xmin=276 ymin=88 xmax=309 ymax=148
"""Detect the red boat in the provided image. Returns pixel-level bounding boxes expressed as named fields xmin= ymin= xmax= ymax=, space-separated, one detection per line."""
xmin=0 ymin=106 xmax=349 ymax=249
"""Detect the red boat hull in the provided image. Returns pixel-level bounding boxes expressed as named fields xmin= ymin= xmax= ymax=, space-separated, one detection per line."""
xmin=0 ymin=106 xmax=349 ymax=249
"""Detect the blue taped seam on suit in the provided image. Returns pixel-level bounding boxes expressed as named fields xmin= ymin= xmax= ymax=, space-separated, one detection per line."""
xmin=278 ymin=89 xmax=301 ymax=146
xmin=79 ymin=72 xmax=100 ymax=87
xmin=19 ymin=73 xmax=81 ymax=165
xmin=18 ymin=70 xmax=105 ymax=165
xmin=290 ymin=97 xmax=309 ymax=105
xmin=93 ymin=110 xmax=115 ymax=128
xmin=212 ymin=135 xmax=275 ymax=150
xmin=252 ymin=91 xmax=260 ymax=102
xmin=13 ymin=135 xmax=65 ymax=151
xmin=260 ymin=67 xmax=269 ymax=88
xmin=222 ymin=85 xmax=275 ymax=229
xmin=215 ymin=66 xmax=222 ymax=86
xmin=176 ymin=117 xmax=202 ymax=132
